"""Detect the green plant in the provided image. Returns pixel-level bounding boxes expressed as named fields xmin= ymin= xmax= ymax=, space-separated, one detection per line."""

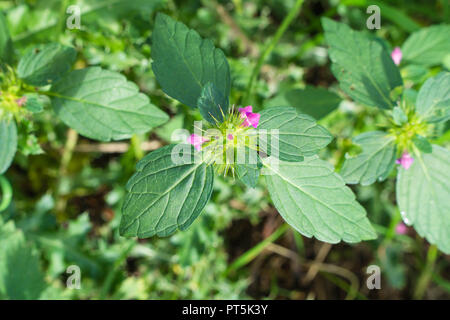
xmin=0 ymin=11 xmax=169 ymax=178
xmin=119 ymin=13 xmax=377 ymax=245
xmin=322 ymin=18 xmax=450 ymax=254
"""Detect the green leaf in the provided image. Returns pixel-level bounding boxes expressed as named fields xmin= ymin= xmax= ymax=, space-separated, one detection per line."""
xmin=197 ymin=82 xmax=229 ymax=124
xmin=321 ymin=18 xmax=403 ymax=109
xmin=51 ymin=67 xmax=169 ymax=141
xmin=396 ymin=145 xmax=450 ymax=254
xmin=402 ymin=88 xmax=418 ymax=108
xmin=392 ymin=106 xmax=408 ymax=125
xmin=236 ymin=147 xmax=261 ymax=188
xmin=263 ymin=156 xmax=377 ymax=243
xmin=258 ymin=106 xmax=333 ymax=162
xmin=412 ymin=135 xmax=432 ymax=154
xmin=416 ymin=72 xmax=450 ymax=123
xmin=17 ymin=43 xmax=77 ymax=86
xmin=401 ymin=64 xmax=428 ymax=84
xmin=151 ymin=13 xmax=231 ymax=108
xmin=0 ymin=119 xmax=17 ymax=174
xmin=402 ymin=25 xmax=450 ymax=67
xmin=17 ymin=120 xmax=43 ymax=156
xmin=0 ymin=11 xmax=13 ymax=64
xmin=0 ymin=218 xmax=45 ymax=299
xmin=341 ymin=131 xmax=396 ymax=186
xmin=266 ymin=86 xmax=342 ymax=120
xmin=120 ymin=144 xmax=214 ymax=238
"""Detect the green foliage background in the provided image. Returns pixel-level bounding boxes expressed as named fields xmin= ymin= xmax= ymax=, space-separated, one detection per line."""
xmin=0 ymin=0 xmax=449 ymax=299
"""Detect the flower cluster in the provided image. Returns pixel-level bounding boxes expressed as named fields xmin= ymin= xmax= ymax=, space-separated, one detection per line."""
xmin=188 ymin=105 xmax=260 ymax=150
xmin=187 ymin=105 xmax=261 ymax=176
xmin=0 ymin=67 xmax=29 ymax=120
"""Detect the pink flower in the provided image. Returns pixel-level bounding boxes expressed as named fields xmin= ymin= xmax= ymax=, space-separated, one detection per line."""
xmin=395 ymin=222 xmax=408 ymax=235
xmin=396 ymin=152 xmax=414 ymax=170
xmin=16 ymin=96 xmax=27 ymax=107
xmin=238 ymin=105 xmax=260 ymax=128
xmin=187 ymin=134 xmax=208 ymax=151
xmin=391 ymin=47 xmax=402 ymax=65
xmin=227 ymin=134 xmax=234 ymax=140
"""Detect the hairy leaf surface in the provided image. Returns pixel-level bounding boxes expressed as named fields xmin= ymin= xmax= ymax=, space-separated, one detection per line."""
xmin=51 ymin=67 xmax=169 ymax=141
xmin=397 ymin=145 xmax=450 ymax=254
xmin=264 ymin=156 xmax=377 ymax=243
xmin=322 ymin=18 xmax=402 ymax=109
xmin=0 ymin=119 xmax=17 ymax=174
xmin=236 ymin=147 xmax=261 ymax=188
xmin=266 ymin=86 xmax=341 ymax=120
xmin=18 ymin=43 xmax=76 ymax=86
xmin=341 ymin=131 xmax=396 ymax=186
xmin=258 ymin=106 xmax=333 ymax=162
xmin=402 ymin=25 xmax=450 ymax=67
xmin=152 ymin=13 xmax=231 ymax=108
xmin=416 ymin=72 xmax=450 ymax=123
xmin=120 ymin=145 xmax=214 ymax=238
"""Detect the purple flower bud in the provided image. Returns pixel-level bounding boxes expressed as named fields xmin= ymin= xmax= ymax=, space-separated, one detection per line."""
xmin=391 ymin=47 xmax=402 ymax=65
xmin=187 ymin=134 xmax=208 ymax=151
xmin=238 ymin=105 xmax=260 ymax=128
xmin=396 ymin=152 xmax=414 ymax=170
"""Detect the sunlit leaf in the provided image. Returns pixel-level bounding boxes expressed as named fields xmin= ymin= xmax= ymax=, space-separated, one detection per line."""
xmin=416 ymin=72 xmax=450 ymax=123
xmin=397 ymin=145 xmax=450 ymax=254
xmin=0 ymin=119 xmax=17 ymax=174
xmin=341 ymin=131 xmax=396 ymax=186
xmin=120 ymin=144 xmax=214 ymax=238
xmin=258 ymin=106 xmax=333 ymax=162
xmin=264 ymin=156 xmax=377 ymax=243
xmin=322 ymin=18 xmax=402 ymax=109
xmin=151 ymin=13 xmax=231 ymax=108
xmin=18 ymin=43 xmax=76 ymax=86
xmin=236 ymin=147 xmax=261 ymax=188
xmin=51 ymin=67 xmax=169 ymax=141
xmin=402 ymin=25 xmax=450 ymax=67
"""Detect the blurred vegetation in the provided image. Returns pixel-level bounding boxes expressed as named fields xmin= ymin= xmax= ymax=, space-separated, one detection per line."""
xmin=0 ymin=0 xmax=449 ymax=299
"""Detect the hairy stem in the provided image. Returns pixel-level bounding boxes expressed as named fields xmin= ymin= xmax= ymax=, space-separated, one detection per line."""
xmin=414 ymin=244 xmax=438 ymax=299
